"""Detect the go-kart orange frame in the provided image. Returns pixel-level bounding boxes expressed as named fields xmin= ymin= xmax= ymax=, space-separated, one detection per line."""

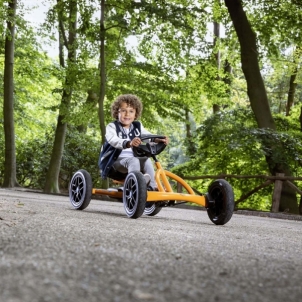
xmin=93 ymin=161 xmax=208 ymax=206
xmin=69 ymin=135 xmax=235 ymax=225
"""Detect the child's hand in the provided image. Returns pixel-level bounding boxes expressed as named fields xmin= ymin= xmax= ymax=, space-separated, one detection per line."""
xmin=130 ymin=137 xmax=142 ymax=147
xmin=155 ymin=136 xmax=169 ymax=145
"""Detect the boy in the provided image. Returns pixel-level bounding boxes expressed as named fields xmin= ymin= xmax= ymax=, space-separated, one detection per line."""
xmin=99 ymin=94 xmax=168 ymax=189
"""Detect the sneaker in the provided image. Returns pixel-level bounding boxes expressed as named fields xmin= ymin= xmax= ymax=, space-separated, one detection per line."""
xmin=143 ymin=174 xmax=151 ymax=186
xmin=147 ymin=186 xmax=158 ymax=191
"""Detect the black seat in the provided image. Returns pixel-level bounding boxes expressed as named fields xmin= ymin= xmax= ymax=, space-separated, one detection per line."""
xmin=107 ymin=166 xmax=128 ymax=181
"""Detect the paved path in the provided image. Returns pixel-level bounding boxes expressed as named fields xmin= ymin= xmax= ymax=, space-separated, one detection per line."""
xmin=1 ymin=189 xmax=302 ymax=302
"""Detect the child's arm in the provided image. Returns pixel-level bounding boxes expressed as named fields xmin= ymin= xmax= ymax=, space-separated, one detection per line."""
xmin=105 ymin=122 xmax=129 ymax=149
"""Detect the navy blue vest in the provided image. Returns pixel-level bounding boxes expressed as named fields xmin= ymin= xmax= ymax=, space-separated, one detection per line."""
xmin=98 ymin=121 xmax=141 ymax=179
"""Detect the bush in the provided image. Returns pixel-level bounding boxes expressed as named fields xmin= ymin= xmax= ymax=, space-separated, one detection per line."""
xmin=13 ymin=128 xmax=101 ymax=190
xmin=172 ymin=108 xmax=302 ymax=211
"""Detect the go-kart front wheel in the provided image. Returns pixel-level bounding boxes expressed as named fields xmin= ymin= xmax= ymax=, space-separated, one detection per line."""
xmin=69 ymin=169 xmax=92 ymax=210
xmin=123 ymin=171 xmax=147 ymax=218
xmin=207 ymin=179 xmax=234 ymax=225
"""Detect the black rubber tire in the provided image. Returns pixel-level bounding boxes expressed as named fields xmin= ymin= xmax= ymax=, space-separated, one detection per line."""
xmin=69 ymin=169 xmax=92 ymax=210
xmin=144 ymin=202 xmax=162 ymax=216
xmin=207 ymin=179 xmax=234 ymax=225
xmin=123 ymin=171 xmax=147 ymax=218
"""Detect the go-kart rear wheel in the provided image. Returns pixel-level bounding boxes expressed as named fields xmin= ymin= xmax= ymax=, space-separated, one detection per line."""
xmin=144 ymin=202 xmax=162 ymax=216
xmin=69 ymin=169 xmax=92 ymax=210
xmin=207 ymin=179 xmax=234 ymax=225
xmin=123 ymin=171 xmax=147 ymax=218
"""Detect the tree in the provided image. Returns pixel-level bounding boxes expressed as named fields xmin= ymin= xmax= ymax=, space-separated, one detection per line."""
xmin=44 ymin=0 xmax=78 ymax=193
xmin=98 ymin=0 xmax=106 ymax=144
xmin=286 ymin=48 xmax=300 ymax=116
xmin=3 ymin=0 xmax=18 ymax=187
xmin=224 ymin=0 xmax=299 ymax=213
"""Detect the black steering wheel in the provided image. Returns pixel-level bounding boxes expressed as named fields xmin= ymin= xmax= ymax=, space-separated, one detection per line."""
xmin=132 ymin=135 xmax=167 ymax=157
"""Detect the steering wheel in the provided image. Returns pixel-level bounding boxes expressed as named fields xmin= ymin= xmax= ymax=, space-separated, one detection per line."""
xmin=132 ymin=135 xmax=167 ymax=157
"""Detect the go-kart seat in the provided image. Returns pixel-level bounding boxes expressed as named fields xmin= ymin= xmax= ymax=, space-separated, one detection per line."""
xmin=108 ymin=137 xmax=166 ymax=182
xmin=107 ymin=166 xmax=128 ymax=181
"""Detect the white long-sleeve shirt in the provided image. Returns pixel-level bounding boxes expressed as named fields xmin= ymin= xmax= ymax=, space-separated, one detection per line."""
xmin=105 ymin=121 xmax=152 ymax=150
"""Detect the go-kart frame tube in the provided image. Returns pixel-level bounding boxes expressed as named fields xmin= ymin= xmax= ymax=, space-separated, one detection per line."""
xmin=91 ymin=188 xmax=207 ymax=207
xmin=92 ymin=162 xmax=207 ymax=207
xmin=147 ymin=163 xmax=207 ymax=207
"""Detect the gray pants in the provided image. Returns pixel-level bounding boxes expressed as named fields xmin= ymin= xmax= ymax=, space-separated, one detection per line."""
xmin=112 ymin=157 xmax=156 ymax=188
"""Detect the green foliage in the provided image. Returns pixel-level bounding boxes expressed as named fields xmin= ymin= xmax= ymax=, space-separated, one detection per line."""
xmin=60 ymin=128 xmax=101 ymax=189
xmin=9 ymin=128 xmax=101 ymax=190
xmin=261 ymin=47 xmax=302 ymax=115
xmin=15 ymin=135 xmax=51 ymax=189
xmin=172 ymin=108 xmax=302 ymax=211
xmin=249 ymin=0 xmax=302 ymax=55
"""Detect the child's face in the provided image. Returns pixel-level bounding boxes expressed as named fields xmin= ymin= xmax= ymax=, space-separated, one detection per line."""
xmin=118 ymin=102 xmax=136 ymax=128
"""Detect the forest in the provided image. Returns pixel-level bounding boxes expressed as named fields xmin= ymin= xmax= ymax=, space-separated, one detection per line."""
xmin=1 ymin=0 xmax=302 ymax=214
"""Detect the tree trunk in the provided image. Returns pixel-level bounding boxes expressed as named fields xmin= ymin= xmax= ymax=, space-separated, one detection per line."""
xmin=213 ymin=1 xmax=221 ymax=113
xmin=224 ymin=0 xmax=275 ymax=129
xmin=300 ymin=106 xmax=302 ymax=131
xmin=286 ymin=47 xmax=299 ymax=116
xmin=98 ymin=0 xmax=109 ymax=189
xmin=223 ymin=60 xmax=232 ymax=97
xmin=44 ymin=0 xmax=78 ymax=193
xmin=224 ymin=0 xmax=299 ymax=213
xmin=185 ymin=108 xmax=196 ymax=156
xmin=45 ymin=115 xmax=68 ymax=193
xmin=98 ymin=0 xmax=106 ymax=144
xmin=77 ymin=90 xmax=98 ymax=133
xmin=286 ymin=71 xmax=297 ymax=116
xmin=3 ymin=0 xmax=19 ymax=188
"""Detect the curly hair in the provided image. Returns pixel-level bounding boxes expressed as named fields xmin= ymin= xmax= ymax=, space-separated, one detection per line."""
xmin=111 ymin=94 xmax=143 ymax=119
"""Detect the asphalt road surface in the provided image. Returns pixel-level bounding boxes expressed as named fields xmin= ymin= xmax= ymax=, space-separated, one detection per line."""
xmin=1 ymin=189 xmax=302 ymax=302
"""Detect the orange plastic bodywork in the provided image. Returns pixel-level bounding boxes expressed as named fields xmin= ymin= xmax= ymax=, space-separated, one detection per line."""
xmin=92 ymin=161 xmax=206 ymax=207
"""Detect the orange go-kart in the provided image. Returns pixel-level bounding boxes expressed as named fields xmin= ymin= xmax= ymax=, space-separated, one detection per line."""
xmin=69 ymin=135 xmax=235 ymax=225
